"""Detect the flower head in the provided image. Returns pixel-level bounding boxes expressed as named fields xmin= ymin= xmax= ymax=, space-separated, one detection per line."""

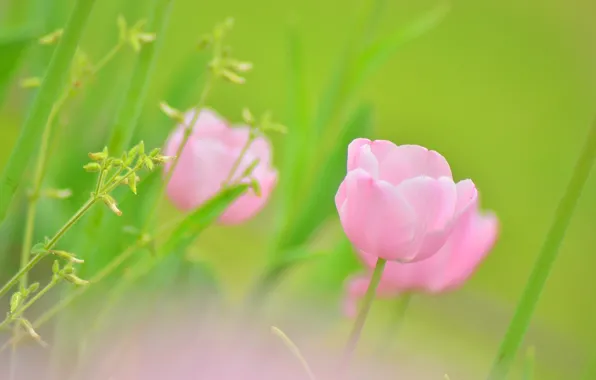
xmin=335 ymin=138 xmax=479 ymax=263
xmin=164 ymin=108 xmax=277 ymax=224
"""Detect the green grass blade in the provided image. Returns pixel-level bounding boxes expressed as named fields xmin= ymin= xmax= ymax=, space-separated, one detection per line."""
xmin=276 ymin=25 xmax=310 ymax=229
xmin=277 ymin=104 xmax=374 ymax=252
xmin=487 ymin=115 xmax=596 ymax=380
xmin=73 ymin=0 xmax=175 ymax=277
xmin=348 ymin=2 xmax=449 ymax=94
xmin=161 ymin=184 xmax=249 ymax=254
xmin=0 ymin=30 xmax=36 ymax=105
xmin=137 ymin=184 xmax=249 ymax=292
xmin=0 ymin=0 xmax=97 ymax=223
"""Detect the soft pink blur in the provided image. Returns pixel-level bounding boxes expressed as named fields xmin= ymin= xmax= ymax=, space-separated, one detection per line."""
xmin=343 ymin=196 xmax=499 ymax=318
xmin=71 ymin=307 xmax=454 ymax=380
xmin=335 ymin=138 xmax=479 ymax=262
xmin=164 ymin=108 xmax=277 ymax=224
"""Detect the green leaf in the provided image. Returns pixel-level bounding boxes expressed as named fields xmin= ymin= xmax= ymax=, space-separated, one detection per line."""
xmin=161 ymin=184 xmax=249 ymax=254
xmin=0 ymin=0 xmax=97 ymax=224
xmin=277 ymin=26 xmax=311 ymax=227
xmin=348 ymin=2 xmax=449 ymax=94
xmin=0 ymin=30 xmax=35 ymax=105
xmin=277 ymin=104 xmax=374 ymax=253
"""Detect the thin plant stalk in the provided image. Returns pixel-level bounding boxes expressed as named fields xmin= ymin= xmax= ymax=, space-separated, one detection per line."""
xmin=0 ymin=196 xmax=97 ymax=299
xmin=1 ymin=227 xmax=171 ymax=351
xmin=341 ymin=258 xmax=386 ymax=370
xmin=107 ymin=0 xmax=175 ymax=154
xmin=18 ymin=90 xmax=69 ymax=296
xmin=142 ymin=74 xmax=214 ymax=230
xmin=0 ymin=0 xmax=97 ymax=223
xmin=487 ymin=116 xmax=596 ymax=380
xmin=0 ymin=277 xmax=62 ymax=330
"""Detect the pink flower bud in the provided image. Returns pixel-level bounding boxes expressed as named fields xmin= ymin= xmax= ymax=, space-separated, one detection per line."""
xmin=163 ymin=108 xmax=277 ymax=224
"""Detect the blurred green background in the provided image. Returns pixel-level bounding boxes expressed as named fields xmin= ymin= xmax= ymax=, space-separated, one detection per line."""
xmin=1 ymin=0 xmax=596 ymax=379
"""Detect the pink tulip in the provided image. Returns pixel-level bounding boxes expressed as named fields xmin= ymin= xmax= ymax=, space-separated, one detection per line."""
xmin=343 ymin=204 xmax=498 ymax=318
xmin=164 ymin=108 xmax=277 ymax=224
xmin=335 ymin=138 xmax=479 ymax=262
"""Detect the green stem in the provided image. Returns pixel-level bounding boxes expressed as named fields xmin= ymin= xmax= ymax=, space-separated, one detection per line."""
xmin=0 ymin=253 xmax=48 ymax=299
xmin=0 ymin=238 xmax=159 ymax=351
xmin=107 ymin=0 xmax=175 ymax=155
xmin=0 ymin=277 xmax=61 ymax=330
xmin=0 ymin=0 xmax=97 ymax=223
xmin=223 ymin=134 xmax=254 ymax=185
xmin=19 ymin=91 xmax=70 ymax=293
xmin=45 ymin=197 xmax=97 ymax=249
xmin=487 ymin=117 xmax=596 ymax=380
xmin=92 ymin=42 xmax=124 ymax=74
xmin=142 ymin=73 xmax=214 ymax=231
xmin=341 ymin=258 xmax=386 ymax=369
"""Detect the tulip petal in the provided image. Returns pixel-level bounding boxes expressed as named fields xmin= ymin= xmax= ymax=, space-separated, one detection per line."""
xmin=339 ymin=169 xmax=418 ymax=261
xmin=166 ymin=139 xmax=235 ymax=211
xmin=455 ymin=179 xmax=478 ymax=216
xmin=378 ymin=144 xmax=452 ymax=185
xmin=347 ymin=138 xmax=371 ymax=171
xmin=398 ymin=177 xmax=457 ymax=231
xmin=445 ymin=211 xmax=498 ymax=289
xmin=219 ymin=168 xmax=278 ymax=224
xmin=335 ymin=179 xmax=348 ymax=212
xmin=185 ymin=108 xmax=228 ymax=137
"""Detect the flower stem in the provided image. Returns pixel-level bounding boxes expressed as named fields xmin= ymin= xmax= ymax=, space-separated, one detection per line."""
xmin=0 ymin=196 xmax=98 ymax=300
xmin=142 ymin=73 xmax=214 ymax=230
xmin=0 ymin=253 xmax=48 ymax=299
xmin=341 ymin=257 xmax=386 ymax=369
xmin=487 ymin=116 xmax=596 ymax=380
xmin=92 ymin=41 xmax=124 ymax=74
xmin=19 ymin=90 xmax=70 ymax=294
xmin=0 ymin=277 xmax=61 ymax=330
xmin=223 ymin=133 xmax=254 ymax=185
xmin=45 ymin=197 xmax=97 ymax=249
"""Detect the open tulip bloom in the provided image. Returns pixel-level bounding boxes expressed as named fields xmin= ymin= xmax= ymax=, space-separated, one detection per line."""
xmin=336 ymin=138 xmax=498 ymax=315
